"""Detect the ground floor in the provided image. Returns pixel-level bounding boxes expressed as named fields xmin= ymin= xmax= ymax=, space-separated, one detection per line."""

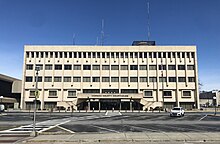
xmin=25 ymin=98 xmax=195 ymax=111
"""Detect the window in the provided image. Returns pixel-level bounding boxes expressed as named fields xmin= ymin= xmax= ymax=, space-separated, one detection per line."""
xmin=35 ymin=76 xmax=42 ymax=82
xmin=139 ymin=52 xmax=143 ymax=58
xmin=111 ymin=65 xmax=119 ymax=70
xmin=59 ymin=52 xmax=63 ymax=58
xmin=121 ymin=77 xmax=128 ymax=82
xmin=168 ymin=65 xmax=176 ymax=70
xmin=68 ymin=90 xmax=76 ymax=97
xmin=144 ymin=52 xmax=147 ymax=58
xmin=83 ymin=52 xmax=86 ymax=58
xmin=49 ymin=90 xmax=57 ymax=97
xmin=178 ymin=65 xmax=185 ymax=70
xmin=31 ymin=52 xmax=34 ymax=58
xmin=130 ymin=77 xmax=138 ymax=82
xmin=144 ymin=91 xmax=152 ymax=97
xmin=92 ymin=52 xmax=96 ymax=58
xmin=45 ymin=77 xmax=52 ymax=82
xmin=83 ymin=89 xmax=100 ymax=93
xmin=83 ymin=77 xmax=90 ymax=82
xmin=172 ymin=52 xmax=176 ymax=58
xmin=73 ymin=77 xmax=81 ymax=82
xmin=163 ymin=52 xmax=166 ymax=58
xmin=88 ymin=52 xmax=91 ymax=58
xmin=169 ymin=77 xmax=176 ymax=82
xmin=83 ymin=65 xmax=91 ymax=70
xmin=64 ymin=65 xmax=72 ymax=70
xmin=36 ymin=52 xmax=39 ymax=58
xmin=158 ymin=52 xmax=161 ymax=58
xmin=188 ymin=77 xmax=195 ymax=82
xmin=168 ymin=52 xmax=171 ymax=58
xmin=149 ymin=52 xmax=152 ymax=58
xmin=102 ymin=77 xmax=110 ymax=82
xmin=191 ymin=52 xmax=195 ymax=58
xmin=130 ymin=52 xmax=133 ymax=58
xmin=29 ymin=91 xmax=35 ymax=97
xmin=97 ymin=52 xmax=100 ymax=58
xmin=159 ymin=65 xmax=166 ymax=70
xmin=149 ymin=65 xmax=157 ymax=70
xmin=102 ymin=89 xmax=119 ymax=93
xmin=140 ymin=65 xmax=147 ymax=70
xmin=153 ymin=52 xmax=157 ymax=58
xmin=55 ymin=52 xmax=58 ymax=58
xmin=130 ymin=65 xmax=138 ymax=70
xmin=116 ymin=52 xmax=119 ymax=58
xmin=121 ymin=65 xmax=128 ymax=70
xmin=64 ymin=77 xmax=71 ymax=82
xmin=178 ymin=77 xmax=186 ymax=82
xmin=183 ymin=91 xmax=191 ymax=97
xmin=26 ymin=64 xmax=33 ymax=70
xmin=187 ymin=65 xmax=195 ymax=70
xmin=55 ymin=65 xmax=62 ymax=70
xmin=177 ymin=52 xmax=180 ymax=58
xmin=140 ymin=77 xmax=147 ymax=82
xmin=73 ymin=65 xmax=81 ymax=70
xmin=78 ymin=52 xmax=82 ymax=58
xmin=45 ymin=64 xmax=53 ymax=70
xmin=159 ymin=77 xmax=167 ymax=82
xmin=106 ymin=52 xmax=110 ymax=58
xmin=102 ymin=52 xmax=105 ymax=58
xmin=54 ymin=77 xmax=62 ymax=82
xmin=187 ymin=52 xmax=190 ymax=58
xmin=26 ymin=52 xmax=30 ymax=58
xmin=111 ymin=77 xmax=119 ymax=82
xmin=149 ymin=77 xmax=157 ymax=82
xmin=64 ymin=52 xmax=67 ymax=58
xmin=69 ymin=52 xmax=72 ymax=58
xmin=134 ymin=52 xmax=138 ymax=58
xmin=92 ymin=65 xmax=100 ymax=70
xmin=182 ymin=52 xmax=185 ymax=58
xmin=120 ymin=52 xmax=124 ymax=58
xmin=125 ymin=52 xmax=128 ymax=58
xmin=102 ymin=65 xmax=110 ymax=70
xmin=36 ymin=64 xmax=43 ymax=70
xmin=111 ymin=52 xmax=114 ymax=58
xmin=92 ymin=77 xmax=100 ymax=82
xmin=74 ymin=52 xmax=77 ymax=58
xmin=121 ymin=89 xmax=138 ymax=93
xmin=50 ymin=52 xmax=53 ymax=58
xmin=163 ymin=91 xmax=172 ymax=97
xmin=26 ymin=76 xmax=33 ymax=82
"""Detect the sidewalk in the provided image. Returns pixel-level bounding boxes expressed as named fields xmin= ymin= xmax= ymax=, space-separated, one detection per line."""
xmin=22 ymin=132 xmax=220 ymax=143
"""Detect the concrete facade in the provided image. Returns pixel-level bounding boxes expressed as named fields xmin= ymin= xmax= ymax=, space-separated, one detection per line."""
xmin=21 ymin=45 xmax=199 ymax=110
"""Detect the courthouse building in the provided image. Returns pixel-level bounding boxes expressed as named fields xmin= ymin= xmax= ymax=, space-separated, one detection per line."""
xmin=21 ymin=41 xmax=199 ymax=110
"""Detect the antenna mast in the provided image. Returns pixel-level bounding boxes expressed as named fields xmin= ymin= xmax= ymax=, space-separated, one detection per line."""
xmin=101 ymin=19 xmax=105 ymax=45
xmin=73 ymin=33 xmax=76 ymax=45
xmin=147 ymin=1 xmax=150 ymax=41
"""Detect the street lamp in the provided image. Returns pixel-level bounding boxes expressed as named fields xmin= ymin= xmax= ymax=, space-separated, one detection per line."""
xmin=213 ymin=96 xmax=217 ymax=116
xmin=161 ymin=63 xmax=165 ymax=112
xmin=31 ymin=66 xmax=40 ymax=137
xmin=0 ymin=96 xmax=3 ymax=114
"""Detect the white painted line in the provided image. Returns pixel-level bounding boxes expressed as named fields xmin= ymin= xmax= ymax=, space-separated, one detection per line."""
xmin=119 ymin=112 xmax=122 ymax=115
xmin=57 ymin=125 xmax=75 ymax=134
xmin=199 ymin=115 xmax=207 ymax=121
xmin=91 ymin=125 xmax=120 ymax=133
xmin=105 ymin=111 xmax=108 ymax=116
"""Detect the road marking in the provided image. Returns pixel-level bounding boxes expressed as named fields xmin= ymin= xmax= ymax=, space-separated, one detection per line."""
xmin=91 ymin=125 xmax=120 ymax=133
xmin=105 ymin=111 xmax=108 ymax=115
xmin=199 ymin=115 xmax=207 ymax=121
xmin=126 ymin=125 xmax=162 ymax=133
xmin=57 ymin=125 xmax=75 ymax=134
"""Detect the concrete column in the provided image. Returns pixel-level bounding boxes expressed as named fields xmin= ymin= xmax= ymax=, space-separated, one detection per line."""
xmin=119 ymin=101 xmax=121 ymax=111
xmin=98 ymin=101 xmax=101 ymax=111
xmin=130 ymin=101 xmax=132 ymax=111
xmin=88 ymin=100 xmax=90 ymax=111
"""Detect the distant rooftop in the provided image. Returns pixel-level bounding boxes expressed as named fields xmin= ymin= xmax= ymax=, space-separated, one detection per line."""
xmin=132 ymin=41 xmax=156 ymax=46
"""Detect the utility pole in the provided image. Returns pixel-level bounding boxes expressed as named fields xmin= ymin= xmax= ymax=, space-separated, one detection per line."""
xmin=161 ymin=61 xmax=165 ymax=112
xmin=31 ymin=66 xmax=40 ymax=137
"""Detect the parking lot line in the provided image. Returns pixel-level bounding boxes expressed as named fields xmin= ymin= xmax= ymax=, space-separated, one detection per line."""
xmin=91 ymin=125 xmax=120 ymax=133
xmin=199 ymin=115 xmax=207 ymax=121
xmin=57 ymin=125 xmax=75 ymax=134
xmin=126 ymin=125 xmax=162 ymax=133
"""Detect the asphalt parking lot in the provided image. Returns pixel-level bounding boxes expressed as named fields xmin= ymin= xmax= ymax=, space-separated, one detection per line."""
xmin=0 ymin=111 xmax=219 ymax=133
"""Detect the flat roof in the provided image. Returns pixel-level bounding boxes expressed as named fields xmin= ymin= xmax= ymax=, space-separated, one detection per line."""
xmin=0 ymin=74 xmax=21 ymax=83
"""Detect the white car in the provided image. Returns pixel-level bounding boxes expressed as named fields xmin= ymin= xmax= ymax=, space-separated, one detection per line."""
xmin=170 ymin=107 xmax=184 ymax=117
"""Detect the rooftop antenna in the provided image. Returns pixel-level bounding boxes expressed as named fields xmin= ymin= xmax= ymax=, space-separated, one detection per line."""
xmin=101 ymin=19 xmax=105 ymax=45
xmin=96 ymin=36 xmax=99 ymax=45
xmin=72 ymin=33 xmax=76 ymax=45
xmin=147 ymin=1 xmax=150 ymax=41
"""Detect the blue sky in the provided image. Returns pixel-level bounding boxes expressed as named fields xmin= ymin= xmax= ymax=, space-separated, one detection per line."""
xmin=0 ymin=0 xmax=220 ymax=91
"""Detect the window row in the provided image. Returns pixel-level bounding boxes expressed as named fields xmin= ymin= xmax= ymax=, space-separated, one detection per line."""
xmin=26 ymin=76 xmax=195 ymax=83
xmin=144 ymin=90 xmax=192 ymax=97
xmin=29 ymin=90 xmax=76 ymax=97
xmin=26 ymin=51 xmax=195 ymax=59
xmin=26 ymin=64 xmax=195 ymax=71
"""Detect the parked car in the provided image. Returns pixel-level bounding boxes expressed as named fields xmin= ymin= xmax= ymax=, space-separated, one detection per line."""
xmin=170 ymin=107 xmax=184 ymax=117
xmin=0 ymin=104 xmax=5 ymax=112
